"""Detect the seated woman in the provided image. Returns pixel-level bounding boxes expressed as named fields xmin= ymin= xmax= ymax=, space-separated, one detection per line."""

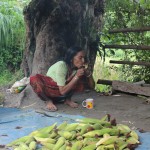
xmin=30 ymin=46 xmax=95 ymax=111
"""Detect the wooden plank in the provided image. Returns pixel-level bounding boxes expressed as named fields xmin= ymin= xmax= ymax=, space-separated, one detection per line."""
xmin=97 ymin=79 xmax=112 ymax=85
xmin=109 ymin=60 xmax=150 ymax=67
xmin=112 ymin=81 xmax=150 ymax=96
xmin=104 ymin=45 xmax=150 ymax=50
xmin=109 ymin=27 xmax=150 ymax=34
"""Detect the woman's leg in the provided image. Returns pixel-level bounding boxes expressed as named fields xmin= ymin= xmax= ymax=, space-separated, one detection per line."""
xmin=64 ymin=99 xmax=78 ymax=108
xmin=63 ymin=92 xmax=78 ymax=108
xmin=30 ymin=74 xmax=57 ymax=111
xmin=39 ymin=93 xmax=57 ymax=111
xmin=64 ymin=76 xmax=88 ymax=108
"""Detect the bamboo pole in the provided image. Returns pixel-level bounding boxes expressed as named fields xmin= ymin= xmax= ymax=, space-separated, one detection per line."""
xmin=109 ymin=27 xmax=150 ymax=34
xmin=104 ymin=45 xmax=150 ymax=50
xmin=97 ymin=79 xmax=112 ymax=85
xmin=109 ymin=60 xmax=150 ymax=67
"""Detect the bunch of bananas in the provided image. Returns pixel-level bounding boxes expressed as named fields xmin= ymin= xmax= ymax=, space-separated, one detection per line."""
xmin=6 ymin=114 xmax=140 ymax=150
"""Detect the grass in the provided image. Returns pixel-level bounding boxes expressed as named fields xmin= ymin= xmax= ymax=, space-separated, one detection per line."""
xmin=0 ymin=69 xmax=24 ymax=87
xmin=93 ymin=56 xmax=122 ymax=92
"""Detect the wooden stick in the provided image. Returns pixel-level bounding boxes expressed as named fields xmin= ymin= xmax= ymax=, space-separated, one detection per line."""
xmin=110 ymin=60 xmax=150 ymax=67
xmin=109 ymin=27 xmax=150 ymax=34
xmin=97 ymin=79 xmax=112 ymax=85
xmin=104 ymin=45 xmax=150 ymax=50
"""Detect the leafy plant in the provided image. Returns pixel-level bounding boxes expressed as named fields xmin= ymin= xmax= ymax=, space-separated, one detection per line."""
xmin=98 ymin=0 xmax=150 ymax=82
xmin=0 ymin=0 xmax=31 ymax=85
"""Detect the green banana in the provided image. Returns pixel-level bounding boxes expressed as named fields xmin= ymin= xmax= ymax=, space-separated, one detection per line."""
xmin=41 ymin=142 xmax=54 ymax=149
xmin=96 ymin=136 xmax=118 ymax=146
xmin=29 ymin=130 xmax=39 ymax=136
xmin=83 ymin=128 xmax=119 ymax=138
xmin=76 ymin=118 xmax=112 ymax=127
xmin=130 ymin=130 xmax=139 ymax=140
xmin=49 ymin=130 xmax=58 ymax=138
xmin=126 ymin=136 xmax=140 ymax=144
xmin=53 ymin=137 xmax=66 ymax=150
xmin=18 ymin=142 xmax=30 ymax=150
xmin=65 ymin=123 xmax=79 ymax=131
xmin=80 ymin=124 xmax=93 ymax=135
xmin=58 ymin=130 xmax=73 ymax=140
xmin=123 ymin=148 xmax=130 ymax=150
xmin=7 ymin=136 xmax=31 ymax=146
xmin=76 ymin=135 xmax=84 ymax=140
xmin=103 ymin=133 xmax=110 ymax=138
xmin=116 ymin=124 xmax=131 ymax=134
xmin=76 ymin=123 xmax=87 ymax=131
xmin=83 ymin=137 xmax=99 ymax=146
xmin=71 ymin=140 xmax=83 ymax=150
xmin=29 ymin=141 xmax=37 ymax=150
xmin=93 ymin=123 xmax=103 ymax=130
xmin=32 ymin=132 xmax=50 ymax=138
xmin=65 ymin=140 xmax=72 ymax=147
xmin=57 ymin=122 xmax=68 ymax=130
xmin=41 ymin=146 xmax=50 ymax=150
xmin=58 ymin=143 xmax=67 ymax=150
xmin=25 ymin=136 xmax=35 ymax=145
xmin=100 ymin=114 xmax=110 ymax=122
xmin=96 ymin=145 xmax=105 ymax=150
xmin=66 ymin=145 xmax=72 ymax=150
xmin=76 ymin=118 xmax=104 ymax=124
xmin=81 ymin=143 xmax=96 ymax=150
xmin=103 ymin=143 xmax=115 ymax=149
xmin=38 ymin=123 xmax=57 ymax=133
xmin=34 ymin=137 xmax=56 ymax=144
xmin=119 ymin=143 xmax=128 ymax=150
xmin=14 ymin=147 xmax=22 ymax=150
xmin=70 ymin=131 xmax=77 ymax=140
xmin=115 ymin=137 xmax=126 ymax=147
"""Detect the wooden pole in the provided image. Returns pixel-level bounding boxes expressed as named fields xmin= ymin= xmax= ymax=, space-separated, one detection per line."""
xmin=104 ymin=45 xmax=150 ymax=50
xmin=97 ymin=79 xmax=112 ymax=85
xmin=109 ymin=60 xmax=150 ymax=67
xmin=109 ymin=27 xmax=150 ymax=34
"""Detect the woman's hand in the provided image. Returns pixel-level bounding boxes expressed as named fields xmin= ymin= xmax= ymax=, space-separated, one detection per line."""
xmin=76 ymin=68 xmax=85 ymax=77
xmin=84 ymin=69 xmax=92 ymax=77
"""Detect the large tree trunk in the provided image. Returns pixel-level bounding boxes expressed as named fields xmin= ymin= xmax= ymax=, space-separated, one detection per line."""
xmin=21 ymin=0 xmax=104 ymax=76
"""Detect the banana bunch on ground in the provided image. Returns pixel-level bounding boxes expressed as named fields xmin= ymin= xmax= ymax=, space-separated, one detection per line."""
xmin=6 ymin=114 xmax=140 ymax=150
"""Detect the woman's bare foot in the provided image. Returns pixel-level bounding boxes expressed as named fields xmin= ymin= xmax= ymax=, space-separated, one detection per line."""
xmin=64 ymin=99 xmax=78 ymax=108
xmin=46 ymin=101 xmax=57 ymax=111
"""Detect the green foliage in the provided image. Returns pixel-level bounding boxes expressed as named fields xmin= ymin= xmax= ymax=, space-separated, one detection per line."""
xmin=0 ymin=69 xmax=24 ymax=87
xmin=0 ymin=0 xmax=26 ymax=71
xmin=93 ymin=56 xmax=121 ymax=92
xmin=0 ymin=0 xmax=31 ymax=84
xmin=99 ymin=0 xmax=150 ymax=83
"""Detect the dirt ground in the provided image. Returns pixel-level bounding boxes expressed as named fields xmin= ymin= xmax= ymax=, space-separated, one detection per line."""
xmin=1 ymin=85 xmax=150 ymax=132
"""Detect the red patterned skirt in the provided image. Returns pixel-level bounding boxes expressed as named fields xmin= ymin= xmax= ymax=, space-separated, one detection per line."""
xmin=30 ymin=74 xmax=86 ymax=100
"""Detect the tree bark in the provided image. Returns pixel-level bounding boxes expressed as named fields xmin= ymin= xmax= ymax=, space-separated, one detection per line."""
xmin=104 ymin=45 xmax=150 ymax=50
xmin=21 ymin=0 xmax=104 ymax=76
xmin=109 ymin=60 xmax=150 ymax=67
xmin=109 ymin=26 xmax=150 ymax=34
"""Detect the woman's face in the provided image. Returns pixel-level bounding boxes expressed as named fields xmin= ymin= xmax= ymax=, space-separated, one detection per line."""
xmin=72 ymin=50 xmax=85 ymax=68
